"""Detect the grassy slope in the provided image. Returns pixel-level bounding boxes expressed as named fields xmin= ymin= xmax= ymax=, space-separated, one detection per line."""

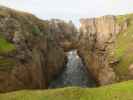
xmin=0 ymin=34 xmax=16 ymax=71
xmin=0 ymin=34 xmax=15 ymax=54
xmin=113 ymin=14 xmax=133 ymax=80
xmin=0 ymin=80 xmax=133 ymax=100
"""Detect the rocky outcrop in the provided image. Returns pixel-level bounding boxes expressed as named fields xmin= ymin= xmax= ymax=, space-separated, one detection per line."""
xmin=48 ymin=19 xmax=78 ymax=51
xmin=0 ymin=5 xmax=133 ymax=92
xmin=78 ymin=15 xmax=131 ymax=85
xmin=0 ymin=6 xmax=77 ymax=92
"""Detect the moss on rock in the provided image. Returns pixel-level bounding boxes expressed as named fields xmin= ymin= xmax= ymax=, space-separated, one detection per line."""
xmin=0 ymin=34 xmax=16 ymax=71
xmin=0 ymin=57 xmax=16 ymax=71
xmin=113 ymin=14 xmax=133 ymax=80
xmin=0 ymin=34 xmax=15 ymax=54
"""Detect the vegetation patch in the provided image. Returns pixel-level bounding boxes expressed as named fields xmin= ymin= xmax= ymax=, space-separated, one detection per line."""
xmin=32 ymin=26 xmax=41 ymax=36
xmin=116 ymin=14 xmax=133 ymax=25
xmin=113 ymin=14 xmax=133 ymax=80
xmin=0 ymin=34 xmax=15 ymax=54
xmin=0 ymin=57 xmax=16 ymax=71
xmin=0 ymin=80 xmax=133 ymax=100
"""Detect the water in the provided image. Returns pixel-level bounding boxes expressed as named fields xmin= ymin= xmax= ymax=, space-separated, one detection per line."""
xmin=49 ymin=50 xmax=96 ymax=88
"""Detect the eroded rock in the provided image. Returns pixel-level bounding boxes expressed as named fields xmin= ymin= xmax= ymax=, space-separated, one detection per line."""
xmin=0 ymin=6 xmax=77 ymax=92
xmin=78 ymin=15 xmax=130 ymax=85
xmin=0 ymin=6 xmax=133 ymax=92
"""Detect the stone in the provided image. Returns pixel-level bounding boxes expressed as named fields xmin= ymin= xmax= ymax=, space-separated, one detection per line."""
xmin=0 ymin=5 xmax=133 ymax=92
xmin=0 ymin=6 xmax=77 ymax=92
xmin=78 ymin=15 xmax=129 ymax=85
xmin=128 ymin=64 xmax=133 ymax=76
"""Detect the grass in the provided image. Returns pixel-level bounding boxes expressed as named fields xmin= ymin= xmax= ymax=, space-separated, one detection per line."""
xmin=112 ymin=14 xmax=133 ymax=80
xmin=0 ymin=80 xmax=133 ymax=100
xmin=116 ymin=13 xmax=133 ymax=25
xmin=0 ymin=34 xmax=16 ymax=71
xmin=0 ymin=34 xmax=15 ymax=54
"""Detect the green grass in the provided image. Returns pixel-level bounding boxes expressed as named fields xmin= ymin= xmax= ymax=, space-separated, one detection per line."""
xmin=112 ymin=14 xmax=133 ymax=80
xmin=0 ymin=80 xmax=133 ymax=100
xmin=0 ymin=34 xmax=15 ymax=54
xmin=116 ymin=13 xmax=133 ymax=25
xmin=0 ymin=34 xmax=16 ymax=71
xmin=114 ymin=27 xmax=133 ymax=59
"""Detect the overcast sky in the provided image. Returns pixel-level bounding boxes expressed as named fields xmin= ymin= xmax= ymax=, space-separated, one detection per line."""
xmin=0 ymin=0 xmax=133 ymax=26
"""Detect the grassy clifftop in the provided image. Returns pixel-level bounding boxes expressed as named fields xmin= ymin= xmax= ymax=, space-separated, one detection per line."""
xmin=0 ymin=80 xmax=133 ymax=100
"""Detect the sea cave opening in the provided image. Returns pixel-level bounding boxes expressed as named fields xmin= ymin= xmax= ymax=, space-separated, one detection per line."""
xmin=49 ymin=50 xmax=97 ymax=88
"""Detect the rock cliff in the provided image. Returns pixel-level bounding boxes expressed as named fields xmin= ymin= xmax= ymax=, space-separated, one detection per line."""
xmin=79 ymin=14 xmax=133 ymax=85
xmin=0 ymin=6 xmax=133 ymax=92
xmin=0 ymin=6 xmax=77 ymax=92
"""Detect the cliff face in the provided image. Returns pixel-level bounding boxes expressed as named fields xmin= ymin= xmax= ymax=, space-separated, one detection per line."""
xmin=79 ymin=14 xmax=133 ymax=85
xmin=0 ymin=6 xmax=77 ymax=92
xmin=0 ymin=6 xmax=133 ymax=92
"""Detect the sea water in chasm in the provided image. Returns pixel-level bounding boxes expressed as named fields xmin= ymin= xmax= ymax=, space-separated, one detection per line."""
xmin=49 ymin=50 xmax=96 ymax=88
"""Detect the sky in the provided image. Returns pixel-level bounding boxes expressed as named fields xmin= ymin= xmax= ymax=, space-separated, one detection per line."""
xmin=0 ymin=0 xmax=133 ymax=26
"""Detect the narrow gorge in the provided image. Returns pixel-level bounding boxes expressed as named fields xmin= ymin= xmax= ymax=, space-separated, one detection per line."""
xmin=0 ymin=6 xmax=133 ymax=93
xmin=49 ymin=50 xmax=96 ymax=88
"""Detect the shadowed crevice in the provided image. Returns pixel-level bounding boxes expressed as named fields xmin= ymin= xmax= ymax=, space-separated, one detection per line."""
xmin=49 ymin=50 xmax=97 ymax=88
